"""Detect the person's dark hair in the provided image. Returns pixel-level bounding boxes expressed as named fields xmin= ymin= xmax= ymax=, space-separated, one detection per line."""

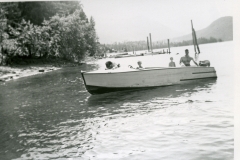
xmin=105 ymin=61 xmax=113 ymax=69
xmin=185 ymin=49 xmax=189 ymax=52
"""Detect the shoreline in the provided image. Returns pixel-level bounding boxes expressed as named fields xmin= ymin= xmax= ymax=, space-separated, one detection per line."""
xmin=0 ymin=56 xmax=97 ymax=82
xmin=0 ymin=65 xmax=61 ymax=82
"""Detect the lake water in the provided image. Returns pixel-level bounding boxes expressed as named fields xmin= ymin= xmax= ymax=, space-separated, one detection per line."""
xmin=0 ymin=41 xmax=233 ymax=160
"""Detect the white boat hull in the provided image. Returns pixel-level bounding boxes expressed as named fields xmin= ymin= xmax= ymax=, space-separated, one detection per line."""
xmin=81 ymin=67 xmax=217 ymax=94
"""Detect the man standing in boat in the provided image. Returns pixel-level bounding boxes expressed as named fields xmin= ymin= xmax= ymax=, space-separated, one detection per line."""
xmin=179 ymin=49 xmax=198 ymax=66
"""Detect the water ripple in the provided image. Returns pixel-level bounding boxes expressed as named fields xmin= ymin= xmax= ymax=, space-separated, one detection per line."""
xmin=0 ymin=42 xmax=234 ymax=159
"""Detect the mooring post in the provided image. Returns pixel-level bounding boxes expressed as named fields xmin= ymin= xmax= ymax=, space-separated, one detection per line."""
xmin=147 ymin=37 xmax=150 ymax=52
xmin=167 ymin=39 xmax=171 ymax=54
xmin=149 ymin=33 xmax=153 ymax=52
xmin=191 ymin=20 xmax=197 ymax=54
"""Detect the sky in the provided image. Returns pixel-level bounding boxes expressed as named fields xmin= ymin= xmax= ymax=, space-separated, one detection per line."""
xmin=80 ymin=0 xmax=233 ymax=44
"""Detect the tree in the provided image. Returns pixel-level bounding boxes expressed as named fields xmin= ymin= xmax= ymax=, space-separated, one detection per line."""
xmin=0 ymin=2 xmax=99 ymax=65
xmin=0 ymin=2 xmax=22 ymax=28
xmin=86 ymin=17 xmax=98 ymax=56
xmin=0 ymin=3 xmax=9 ymax=64
xmin=18 ymin=1 xmax=83 ymax=26
xmin=45 ymin=9 xmax=95 ymax=61
xmin=8 ymin=19 xmax=53 ymax=59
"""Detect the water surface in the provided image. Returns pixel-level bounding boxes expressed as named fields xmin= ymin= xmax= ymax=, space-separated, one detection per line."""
xmin=0 ymin=41 xmax=233 ymax=159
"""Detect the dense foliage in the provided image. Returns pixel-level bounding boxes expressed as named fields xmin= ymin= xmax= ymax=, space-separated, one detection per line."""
xmin=1 ymin=2 xmax=86 ymax=27
xmin=0 ymin=1 xmax=99 ymax=65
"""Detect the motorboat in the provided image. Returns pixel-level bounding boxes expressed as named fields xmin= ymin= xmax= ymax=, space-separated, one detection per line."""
xmin=81 ymin=66 xmax=217 ymax=95
xmin=81 ymin=20 xmax=214 ymax=95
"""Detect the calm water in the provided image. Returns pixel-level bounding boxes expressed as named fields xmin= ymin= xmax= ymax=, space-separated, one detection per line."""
xmin=0 ymin=41 xmax=233 ymax=160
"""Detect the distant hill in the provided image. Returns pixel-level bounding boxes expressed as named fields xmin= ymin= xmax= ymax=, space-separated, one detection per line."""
xmin=172 ymin=16 xmax=233 ymax=42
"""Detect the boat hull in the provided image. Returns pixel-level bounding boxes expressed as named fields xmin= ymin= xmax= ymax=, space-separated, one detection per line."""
xmin=81 ymin=67 xmax=217 ymax=95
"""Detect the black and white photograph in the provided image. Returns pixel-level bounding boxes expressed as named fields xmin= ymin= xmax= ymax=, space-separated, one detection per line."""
xmin=0 ymin=0 xmax=237 ymax=159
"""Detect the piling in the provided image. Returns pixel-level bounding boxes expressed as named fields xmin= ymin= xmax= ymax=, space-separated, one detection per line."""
xmin=149 ymin=33 xmax=153 ymax=52
xmin=167 ymin=39 xmax=171 ymax=54
xmin=147 ymin=37 xmax=150 ymax=52
xmin=191 ymin=20 xmax=197 ymax=54
xmin=191 ymin=20 xmax=201 ymax=54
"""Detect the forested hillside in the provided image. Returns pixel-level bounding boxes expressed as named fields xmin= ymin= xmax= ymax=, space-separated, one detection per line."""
xmin=0 ymin=2 xmax=100 ymax=65
xmin=105 ymin=16 xmax=232 ymax=53
xmin=173 ymin=16 xmax=233 ymax=42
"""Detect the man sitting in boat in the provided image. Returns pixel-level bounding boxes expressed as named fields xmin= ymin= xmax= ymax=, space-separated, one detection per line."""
xmin=137 ymin=61 xmax=143 ymax=69
xmin=128 ymin=61 xmax=144 ymax=69
xmin=105 ymin=61 xmax=120 ymax=70
xmin=179 ymin=49 xmax=198 ymax=66
xmin=169 ymin=57 xmax=176 ymax=67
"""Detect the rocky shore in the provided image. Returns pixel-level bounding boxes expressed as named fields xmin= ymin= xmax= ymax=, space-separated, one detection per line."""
xmin=0 ymin=65 xmax=61 ymax=82
xmin=0 ymin=56 xmax=97 ymax=82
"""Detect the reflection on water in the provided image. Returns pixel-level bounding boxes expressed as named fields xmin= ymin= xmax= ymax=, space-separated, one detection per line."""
xmin=0 ymin=42 xmax=233 ymax=160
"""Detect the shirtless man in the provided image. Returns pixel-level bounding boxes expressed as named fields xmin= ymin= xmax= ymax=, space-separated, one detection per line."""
xmin=179 ymin=49 xmax=198 ymax=66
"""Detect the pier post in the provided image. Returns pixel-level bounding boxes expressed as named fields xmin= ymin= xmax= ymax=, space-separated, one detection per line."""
xmin=149 ymin=33 xmax=153 ymax=52
xmin=147 ymin=37 xmax=150 ymax=52
xmin=167 ymin=39 xmax=171 ymax=54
